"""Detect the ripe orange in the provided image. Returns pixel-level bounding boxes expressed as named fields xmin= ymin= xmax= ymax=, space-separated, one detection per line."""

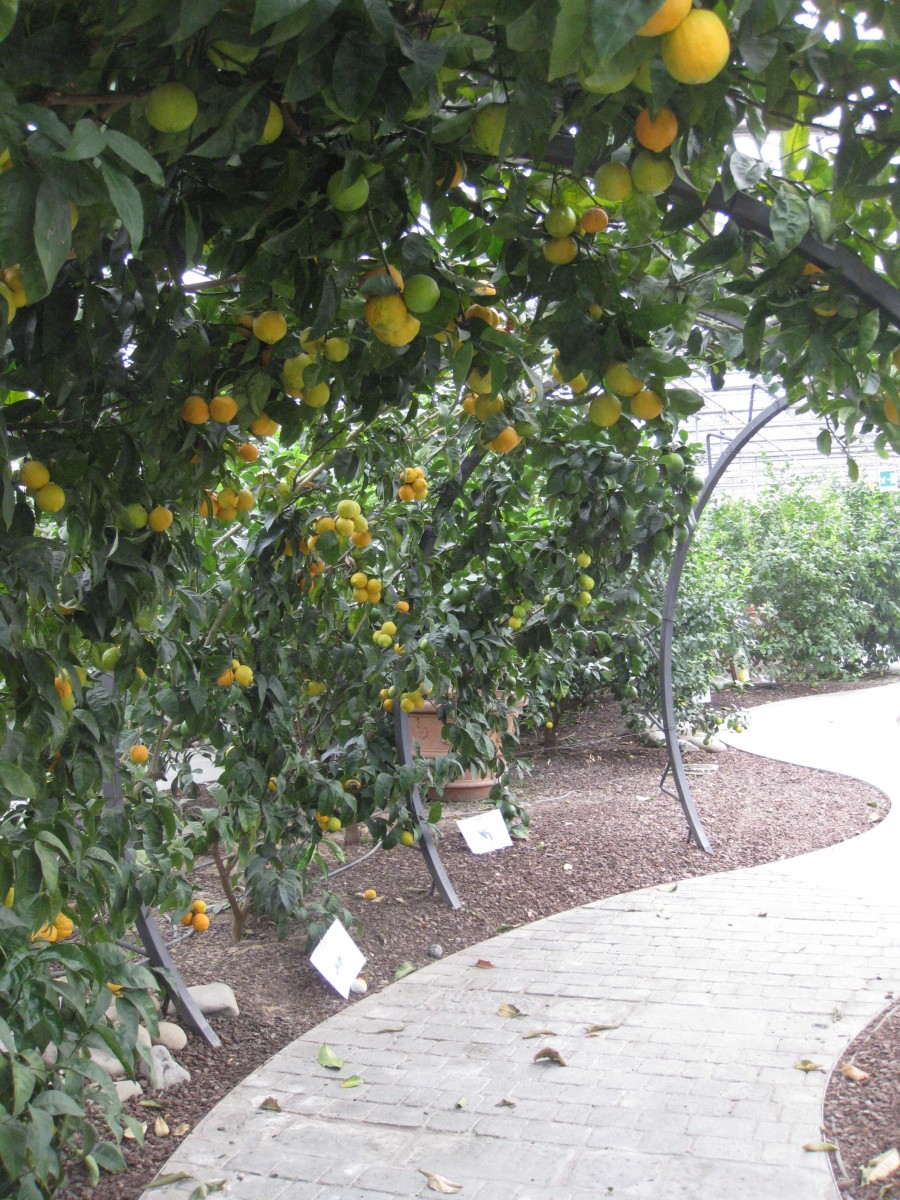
xmin=209 ymin=394 xmax=238 ymax=422
xmin=635 ymin=107 xmax=678 ymax=153
xmin=180 ymin=913 xmax=194 ymax=927
xmin=249 ymin=412 xmax=279 ymax=438
xmin=885 ymin=397 xmax=899 ymax=424
xmin=638 ymin=0 xmax=692 ymax=36
xmin=589 ymin=392 xmax=622 ymax=427
xmin=662 ymin=9 xmax=731 ymax=85
xmin=580 ymin=206 xmax=609 ymax=234
xmin=181 ymin=395 xmax=210 ymax=424
xmin=543 ymin=237 xmax=578 ymax=265
xmin=217 ymin=668 xmax=235 ymax=687
xmin=237 ymin=442 xmax=259 ymax=462
xmin=191 ymin=912 xmax=210 ymax=932
xmin=362 ymin=264 xmax=404 ymax=292
xmin=631 ymin=389 xmax=664 ymax=420
xmin=20 ymin=460 xmax=50 ymax=490
xmin=129 ymin=744 xmax=149 ymax=765
xmin=488 ymin=425 xmax=521 ymax=454
xmin=148 ymin=506 xmax=174 ymax=532
xmin=252 ymin=311 xmax=287 ymax=344
xmin=363 ymin=888 xmax=377 ymax=900
xmin=191 ymin=899 xmax=207 ymax=914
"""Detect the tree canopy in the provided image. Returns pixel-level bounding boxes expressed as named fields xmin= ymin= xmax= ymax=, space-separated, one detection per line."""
xmin=1 ymin=0 xmax=900 ymax=1193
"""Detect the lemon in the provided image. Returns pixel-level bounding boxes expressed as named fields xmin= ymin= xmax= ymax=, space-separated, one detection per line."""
xmin=589 ymin=392 xmax=622 ymax=426
xmin=34 ymin=483 xmax=66 ymax=513
xmin=146 ymin=83 xmax=198 ymax=133
xmin=20 ymin=460 xmax=50 ymax=490
xmin=593 ymin=162 xmax=633 ymax=203
xmin=258 ymin=101 xmax=283 ymax=145
xmin=661 ymin=9 xmax=731 ymax=85
xmin=252 ymin=311 xmax=287 ymax=344
xmin=638 ymin=0 xmax=692 ymax=36
xmin=471 ymin=104 xmax=508 ymax=155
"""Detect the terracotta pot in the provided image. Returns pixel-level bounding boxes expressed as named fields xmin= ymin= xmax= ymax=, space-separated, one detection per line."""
xmin=406 ymin=701 xmax=509 ymax=802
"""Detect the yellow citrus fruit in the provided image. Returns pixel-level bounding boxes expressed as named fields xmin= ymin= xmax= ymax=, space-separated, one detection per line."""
xmin=362 ymin=264 xmax=404 ymax=292
xmin=543 ymin=237 xmax=578 ymax=265
xmin=148 ymin=506 xmax=174 ymax=532
xmin=34 ymin=483 xmax=66 ymax=513
xmin=236 ymin=488 xmax=254 ymax=511
xmin=363 ymin=888 xmax=377 ymax=900
xmin=181 ymin=395 xmax=210 ymax=424
xmin=488 ymin=425 xmax=521 ymax=454
xmin=631 ymin=389 xmax=664 ymax=420
xmin=129 ymin=744 xmax=149 ymax=764
xmin=593 ymin=162 xmax=633 ymax=203
xmin=638 ymin=0 xmax=692 ymax=36
xmin=146 ymin=83 xmax=198 ymax=133
xmin=237 ymin=442 xmax=259 ymax=462
xmin=234 ymin=664 xmax=254 ymax=687
xmin=474 ymin=393 xmax=504 ymax=421
xmin=589 ymin=392 xmax=623 ymax=427
xmin=217 ymin=668 xmax=235 ymax=687
xmin=396 ymin=600 xmax=410 ymax=613
xmin=604 ymin=361 xmax=643 ymax=396
xmin=662 ymin=9 xmax=731 ymax=85
xmin=258 ymin=101 xmax=283 ymax=145
xmin=20 ymin=460 xmax=50 ymax=490
xmin=2 ymin=265 xmax=27 ymax=307
xmin=53 ymin=914 xmax=74 ymax=939
xmin=191 ymin=912 xmax=210 ymax=932
xmin=580 ymin=206 xmax=609 ymax=234
xmin=249 ymin=412 xmax=279 ymax=438
xmin=304 ymin=382 xmax=331 ymax=408
xmin=885 ymin=397 xmax=900 ymax=424
xmin=635 ymin=107 xmax=679 ymax=152
xmin=436 ymin=159 xmax=466 ymax=188
xmin=0 ymin=280 xmax=18 ymax=322
xmin=544 ymin=205 xmax=577 ymax=238
xmin=209 ymin=394 xmax=238 ymax=422
xmin=365 ymin=293 xmax=408 ymax=337
xmin=631 ymin=152 xmax=675 ymax=195
xmin=252 ymin=311 xmax=287 ymax=344
xmin=352 ymin=530 xmax=372 ymax=547
xmin=191 ymin=899 xmax=207 ymax=914
xmin=324 ymin=336 xmax=349 ymax=362
xmin=468 ymin=367 xmax=492 ymax=394
xmin=327 ymin=170 xmax=369 ymax=212
xmin=471 ymin=103 xmax=508 ymax=155
xmin=400 ymin=830 xmax=415 ymax=846
xmin=336 ymin=498 xmax=361 ymax=519
xmin=180 ymin=912 xmax=194 ymax=927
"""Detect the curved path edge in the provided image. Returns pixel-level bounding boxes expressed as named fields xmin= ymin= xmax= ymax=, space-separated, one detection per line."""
xmin=142 ymin=682 xmax=900 ymax=1200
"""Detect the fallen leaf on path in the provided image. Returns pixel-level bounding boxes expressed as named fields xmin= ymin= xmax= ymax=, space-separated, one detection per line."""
xmin=840 ymin=1063 xmax=870 ymax=1084
xmin=861 ymin=1148 xmax=900 ymax=1186
xmin=259 ymin=1096 xmax=282 ymax=1111
xmin=395 ymin=961 xmax=416 ymax=979
xmin=419 ymin=1168 xmax=463 ymax=1193
xmin=375 ymin=1024 xmax=405 ymax=1034
xmin=475 ymin=959 xmax=493 ymax=969
xmin=803 ymin=1141 xmax=838 ymax=1152
xmin=341 ymin=1075 xmax=364 ymax=1089
xmin=585 ymin=1024 xmax=620 ymax=1035
xmin=498 ymin=1003 xmax=524 ymax=1019
xmin=495 ymin=1098 xmax=517 ymax=1108
xmin=318 ymin=1043 xmax=344 ymax=1070
xmin=188 ymin=1181 xmax=226 ymax=1200
xmin=533 ymin=1046 xmax=568 ymax=1066
xmin=147 ymin=1173 xmax=194 ymax=1190
xmin=455 ymin=1097 xmax=467 ymax=1109
xmin=523 ymin=1029 xmax=557 ymax=1039
xmin=794 ymin=1058 xmax=824 ymax=1072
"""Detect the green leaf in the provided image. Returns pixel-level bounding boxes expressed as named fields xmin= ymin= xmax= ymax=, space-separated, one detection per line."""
xmin=99 ymin=162 xmax=144 ymax=249
xmin=589 ymin=0 xmax=666 ymax=60
xmin=0 ymin=168 xmax=46 ymax=301
xmin=770 ymin=188 xmax=810 ymax=256
xmin=90 ymin=1142 xmax=127 ymax=1173
xmin=61 ymin=119 xmax=106 ymax=161
xmin=34 ymin=840 xmax=59 ymax=895
xmin=83 ymin=1155 xmax=100 ymax=1187
xmin=363 ymin=0 xmax=394 ymax=40
xmin=816 ymin=429 xmax=832 ymax=456
xmin=317 ymin=1043 xmax=344 ymax=1070
xmin=395 ymin=961 xmax=415 ymax=979
xmin=102 ymin=129 xmax=165 ymax=187
xmin=0 ymin=0 xmax=17 ymax=43
xmin=332 ymin=33 xmax=386 ymax=121
xmin=549 ymin=0 xmax=590 ymax=81
xmin=252 ymin=0 xmax=306 ymax=31
xmin=0 ymin=762 xmax=37 ymax=797
xmin=34 ymin=176 xmax=72 ymax=291
xmin=341 ymin=1074 xmax=363 ymax=1088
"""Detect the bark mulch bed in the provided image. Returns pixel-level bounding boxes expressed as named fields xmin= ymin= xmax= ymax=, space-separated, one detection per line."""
xmin=60 ymin=678 xmax=897 ymax=1200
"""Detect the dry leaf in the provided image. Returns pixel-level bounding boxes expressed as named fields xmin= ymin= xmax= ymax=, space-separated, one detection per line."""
xmin=840 ymin=1063 xmax=870 ymax=1084
xmin=123 ymin=1123 xmax=146 ymax=1140
xmin=171 ymin=1123 xmax=190 ymax=1138
xmin=803 ymin=1141 xmax=838 ymax=1152
xmin=395 ymin=962 xmax=416 ymax=979
xmin=259 ymin=1096 xmax=282 ymax=1112
xmin=318 ymin=1043 xmax=344 ymax=1070
xmin=495 ymin=1098 xmax=516 ymax=1108
xmin=154 ymin=1117 xmax=170 ymax=1138
xmin=138 ymin=1099 xmax=164 ymax=1110
xmin=188 ymin=1181 xmax=226 ymax=1200
xmin=455 ymin=1097 xmax=467 ymax=1109
xmin=475 ymin=959 xmax=493 ymax=969
xmin=375 ymin=1024 xmax=405 ymax=1034
xmin=794 ymin=1058 xmax=824 ymax=1072
xmin=341 ymin=1075 xmax=363 ymax=1088
xmin=419 ymin=1168 xmax=463 ymax=1193
xmin=533 ymin=1046 xmax=568 ymax=1066
xmin=861 ymin=1148 xmax=900 ymax=1186
xmin=498 ymin=1003 xmax=524 ymax=1019
xmin=147 ymin=1173 xmax=194 ymax=1190
xmin=523 ymin=1029 xmax=557 ymax=1039
xmin=585 ymin=1024 xmax=620 ymax=1035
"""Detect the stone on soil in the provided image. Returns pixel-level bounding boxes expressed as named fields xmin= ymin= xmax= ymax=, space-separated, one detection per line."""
xmin=154 ymin=1021 xmax=188 ymax=1052
xmin=115 ymin=1079 xmax=144 ymax=1102
xmin=187 ymin=981 xmax=239 ymax=1017
xmin=142 ymin=1044 xmax=191 ymax=1091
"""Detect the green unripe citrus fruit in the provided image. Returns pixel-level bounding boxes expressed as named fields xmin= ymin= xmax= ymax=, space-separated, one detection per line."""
xmin=145 ymin=83 xmax=198 ymax=133
xmin=327 ymin=170 xmax=369 ymax=212
xmin=403 ymin=275 xmax=441 ymax=314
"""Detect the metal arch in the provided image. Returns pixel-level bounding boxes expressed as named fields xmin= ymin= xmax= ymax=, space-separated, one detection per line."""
xmin=659 ymin=397 xmax=790 ymax=852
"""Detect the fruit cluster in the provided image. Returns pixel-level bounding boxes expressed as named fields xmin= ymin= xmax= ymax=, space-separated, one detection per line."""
xmin=508 ymin=602 xmax=529 ymax=630
xmin=315 ymin=812 xmax=342 ymax=832
xmin=199 ymin=486 xmax=254 ymax=522
xmin=362 ymin=266 xmax=424 ymax=348
xmin=19 ymin=459 xmax=66 ymax=514
xmin=217 ymin=658 xmax=254 ymax=688
xmin=181 ymin=392 xmax=239 ymax=425
xmin=179 ymin=898 xmax=210 ymax=932
xmin=587 ymin=362 xmax=664 ymax=425
xmin=398 ymin=466 xmax=428 ymax=502
xmin=281 ymin=325 xmax=347 ymax=410
xmin=540 ymin=203 xmax=609 ymax=268
xmin=380 ymin=684 xmax=428 ymax=713
xmin=310 ymin=498 xmax=371 ymax=548
xmin=32 ymin=912 xmax=75 ymax=943
xmin=350 ymin=571 xmax=383 ymax=604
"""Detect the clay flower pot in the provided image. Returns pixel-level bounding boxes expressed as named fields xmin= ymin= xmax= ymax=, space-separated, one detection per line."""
xmin=407 ymin=701 xmax=510 ymax=802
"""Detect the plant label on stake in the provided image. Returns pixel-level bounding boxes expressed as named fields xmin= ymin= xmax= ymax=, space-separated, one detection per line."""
xmin=310 ymin=919 xmax=366 ymax=999
xmin=457 ymin=809 xmax=512 ymax=855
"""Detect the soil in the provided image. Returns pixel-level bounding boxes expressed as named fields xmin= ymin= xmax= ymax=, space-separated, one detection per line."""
xmin=59 ymin=678 xmax=897 ymax=1200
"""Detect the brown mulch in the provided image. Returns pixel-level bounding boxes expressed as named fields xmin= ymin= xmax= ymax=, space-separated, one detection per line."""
xmin=59 ymin=679 xmax=897 ymax=1200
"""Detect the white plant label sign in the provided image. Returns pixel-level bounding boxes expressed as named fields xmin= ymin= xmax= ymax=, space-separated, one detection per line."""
xmin=310 ymin=919 xmax=366 ymax=999
xmin=457 ymin=808 xmax=513 ymax=855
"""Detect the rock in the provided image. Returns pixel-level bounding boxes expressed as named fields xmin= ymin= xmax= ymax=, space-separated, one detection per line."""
xmin=142 ymin=1044 xmax=190 ymax=1091
xmin=187 ymin=982 xmax=239 ymax=1018
xmin=137 ymin=1025 xmax=152 ymax=1049
xmin=349 ymin=977 xmax=368 ymax=995
xmin=428 ymin=944 xmax=443 ymax=960
xmin=89 ymin=1046 xmax=127 ymax=1079
xmin=154 ymin=1021 xmax=188 ymax=1053
xmin=115 ymin=1079 xmax=144 ymax=1103
xmin=684 ymin=733 xmax=728 ymax=753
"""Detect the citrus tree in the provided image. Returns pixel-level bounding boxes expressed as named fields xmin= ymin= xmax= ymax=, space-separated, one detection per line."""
xmin=2 ymin=0 xmax=900 ymax=1193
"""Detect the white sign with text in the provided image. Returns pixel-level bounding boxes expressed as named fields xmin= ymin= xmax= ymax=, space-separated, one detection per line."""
xmin=310 ymin=919 xmax=367 ymax=999
xmin=457 ymin=808 xmax=513 ymax=855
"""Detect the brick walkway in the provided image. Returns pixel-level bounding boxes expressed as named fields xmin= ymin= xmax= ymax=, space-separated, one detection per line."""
xmin=142 ymin=682 xmax=900 ymax=1200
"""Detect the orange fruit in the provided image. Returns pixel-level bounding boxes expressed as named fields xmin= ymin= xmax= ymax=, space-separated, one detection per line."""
xmin=580 ymin=206 xmax=609 ymax=234
xmin=662 ymin=9 xmax=731 ymax=85
xmin=249 ymin=412 xmax=279 ymax=438
xmin=180 ymin=913 xmax=194 ymax=927
xmin=885 ymin=397 xmax=899 ymax=425
xmin=181 ymin=395 xmax=210 ymax=424
xmin=398 ymin=484 xmax=415 ymax=502
xmin=217 ymin=668 xmax=235 ymax=687
xmin=148 ymin=506 xmax=174 ymax=532
xmin=191 ymin=912 xmax=210 ymax=932
xmin=488 ymin=425 xmax=521 ymax=454
xmin=542 ymin=237 xmax=578 ymax=265
xmin=631 ymin=389 xmax=664 ymax=420
xmin=252 ymin=311 xmax=287 ymax=344
xmin=209 ymin=394 xmax=238 ymax=422
xmin=129 ymin=744 xmax=149 ymax=764
xmin=191 ymin=899 xmax=207 ymax=914
xmin=638 ymin=0 xmax=692 ymax=36
xmin=604 ymin=361 xmax=643 ymax=396
xmin=635 ymin=107 xmax=678 ymax=153
xmin=20 ymin=460 xmax=50 ymax=490
xmin=237 ymin=442 xmax=259 ymax=462
xmin=363 ymin=888 xmax=377 ymax=900
xmin=362 ymin=263 xmax=404 ymax=292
